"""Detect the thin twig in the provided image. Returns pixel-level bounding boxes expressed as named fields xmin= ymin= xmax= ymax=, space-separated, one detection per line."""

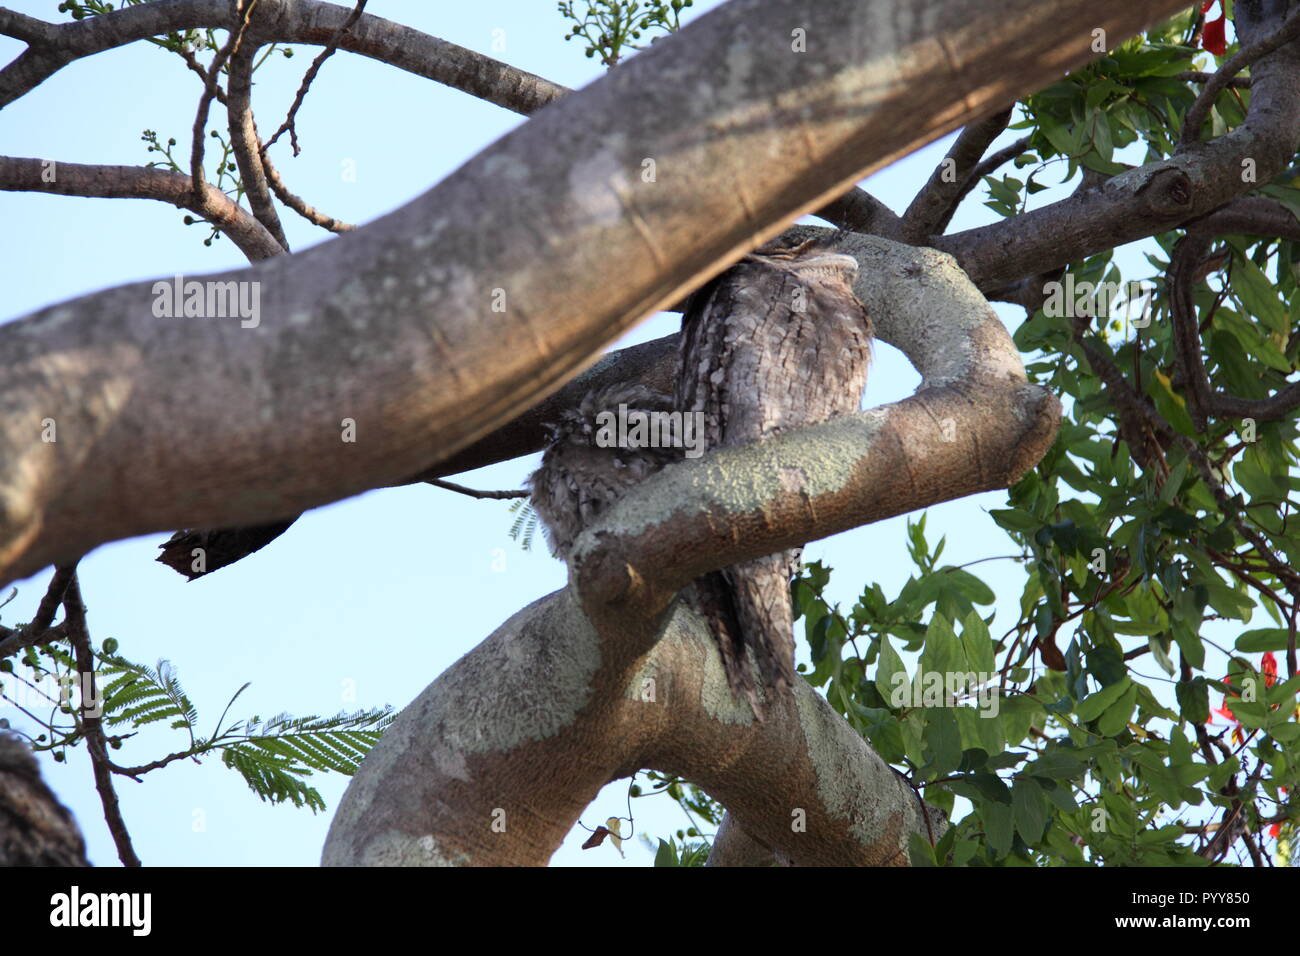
xmin=263 ymin=0 xmax=368 ymax=156
xmin=62 ymin=571 xmax=142 ymax=867
xmin=428 ymin=478 xmax=527 ymax=500
xmin=1180 ymin=6 xmax=1300 ymax=148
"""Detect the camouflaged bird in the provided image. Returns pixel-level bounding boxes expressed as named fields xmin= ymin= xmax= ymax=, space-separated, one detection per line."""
xmin=676 ymin=235 xmax=873 ymax=714
xmin=528 ymin=382 xmax=684 ymax=562
xmin=529 ymin=237 xmax=872 ymax=718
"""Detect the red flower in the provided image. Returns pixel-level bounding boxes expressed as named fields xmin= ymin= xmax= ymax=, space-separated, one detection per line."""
xmin=1208 ymin=654 xmax=1294 ymax=747
xmin=1200 ymin=1 xmax=1228 ymax=56
xmin=1262 ymin=651 xmax=1277 ymax=689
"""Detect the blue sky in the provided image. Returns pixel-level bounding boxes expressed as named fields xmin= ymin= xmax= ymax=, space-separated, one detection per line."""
xmin=0 ymin=1 xmax=1212 ymax=866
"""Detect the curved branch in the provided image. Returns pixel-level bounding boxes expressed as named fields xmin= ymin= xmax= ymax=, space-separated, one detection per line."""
xmin=705 ymin=814 xmax=781 ymax=866
xmin=0 ymin=155 xmax=284 ymax=261
xmin=901 ymin=106 xmax=1013 ymax=242
xmin=935 ymin=1 xmax=1300 ymax=290
xmin=1 ymin=0 xmax=1157 ymax=586
xmin=0 ymin=0 xmax=568 ymax=115
xmin=322 ymin=587 xmax=945 ymax=866
xmin=225 ymin=46 xmax=289 ymax=249
xmin=1179 ymin=3 xmax=1300 ymax=148
xmin=323 ymin=237 xmax=1049 ymax=868
xmin=1168 ymin=233 xmax=1300 ymax=428
xmin=571 ymin=238 xmax=1060 ymax=624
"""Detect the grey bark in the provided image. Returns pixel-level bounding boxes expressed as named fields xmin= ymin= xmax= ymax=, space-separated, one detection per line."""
xmin=322 ymin=236 xmax=1059 ymax=866
xmin=0 ymin=0 xmax=1191 ymax=586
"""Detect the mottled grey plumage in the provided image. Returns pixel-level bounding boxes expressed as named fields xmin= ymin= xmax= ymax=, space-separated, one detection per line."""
xmin=677 ymin=236 xmax=873 ymax=712
xmin=529 ymin=382 xmax=750 ymax=715
xmin=529 ymin=383 xmax=683 ymax=562
xmin=529 ymin=239 xmax=871 ymax=718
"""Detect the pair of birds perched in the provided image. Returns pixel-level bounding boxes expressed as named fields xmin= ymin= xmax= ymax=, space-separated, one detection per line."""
xmin=529 ymin=235 xmax=873 ymax=716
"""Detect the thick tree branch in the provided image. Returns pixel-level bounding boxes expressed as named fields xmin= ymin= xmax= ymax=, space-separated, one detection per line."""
xmin=814 ymin=187 xmax=905 ymax=238
xmin=0 ymin=9 xmax=58 ymax=45
xmin=935 ymin=0 xmax=1300 ymax=290
xmin=0 ymin=732 xmax=89 ymax=866
xmin=705 ymin=814 xmax=781 ymax=866
xmin=323 ymin=236 xmax=1047 ymax=868
xmin=1 ymin=0 xmax=1167 ymax=586
xmin=322 ymin=588 xmax=945 ymax=866
xmin=571 ymin=238 xmax=1060 ymax=622
xmin=1184 ymin=195 xmax=1300 ymax=239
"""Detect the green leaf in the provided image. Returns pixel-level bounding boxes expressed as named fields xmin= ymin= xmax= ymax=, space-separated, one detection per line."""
xmin=923 ymin=707 xmax=963 ymax=778
xmin=1231 ymin=255 xmax=1290 ymax=336
xmin=1269 ymin=721 xmax=1300 ymax=744
xmin=1176 ymin=677 xmax=1210 ymax=724
xmin=1148 ymin=634 xmax=1176 ymax=677
xmin=1236 ymin=628 xmax=1293 ymax=652
xmin=982 ymin=800 xmax=1015 ymax=856
xmin=908 ymin=832 xmax=938 ymax=867
xmin=1075 ymin=677 xmax=1133 ymax=722
xmin=654 ymin=838 xmax=678 ymax=867
xmin=874 ymin=636 xmax=907 ymax=708
xmin=1013 ymin=779 xmax=1049 ymax=844
xmin=940 ymin=568 xmax=996 ymax=606
xmin=1096 ymin=681 xmax=1138 ymax=736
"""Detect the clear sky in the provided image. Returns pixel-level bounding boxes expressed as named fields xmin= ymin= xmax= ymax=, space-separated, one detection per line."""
xmin=0 ymin=0 xmax=1206 ymax=866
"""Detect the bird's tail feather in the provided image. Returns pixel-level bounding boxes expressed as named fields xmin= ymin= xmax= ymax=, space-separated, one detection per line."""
xmin=723 ymin=551 xmax=798 ymax=701
xmin=689 ymin=571 xmax=764 ymax=719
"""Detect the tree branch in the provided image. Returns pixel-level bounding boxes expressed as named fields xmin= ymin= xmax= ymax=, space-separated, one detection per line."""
xmin=1179 ymin=2 xmax=1300 ymax=148
xmin=571 ymin=237 xmax=1060 ymax=623
xmin=814 ymin=187 xmax=904 ymax=238
xmin=62 ymin=570 xmax=140 ymax=866
xmin=0 ymin=0 xmax=569 ymax=115
xmin=263 ymin=0 xmax=368 ymax=156
xmin=1185 ymin=195 xmax=1300 ymax=240
xmin=2 ymin=0 xmax=1164 ymax=587
xmin=323 ymin=235 xmax=1050 ymax=868
xmin=258 ymin=148 xmax=356 ymax=232
xmin=322 ymin=587 xmax=945 ymax=866
xmin=901 ymin=106 xmax=1013 ymax=242
xmin=1167 ymin=232 xmax=1300 ymax=428
xmin=0 ymin=155 xmax=284 ymax=261
xmin=225 ymin=45 xmax=289 ymax=250
xmin=935 ymin=1 xmax=1300 ymax=290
